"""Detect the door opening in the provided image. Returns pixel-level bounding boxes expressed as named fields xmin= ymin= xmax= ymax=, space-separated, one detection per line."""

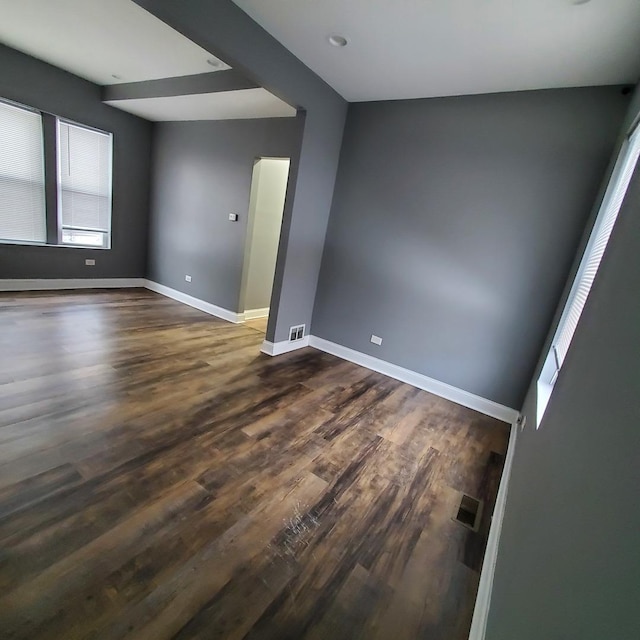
xmin=239 ymin=157 xmax=290 ymax=335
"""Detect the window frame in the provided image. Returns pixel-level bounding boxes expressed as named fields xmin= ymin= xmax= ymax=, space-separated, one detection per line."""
xmin=56 ymin=117 xmax=114 ymax=250
xmin=0 ymin=95 xmax=114 ymax=250
xmin=536 ymin=122 xmax=640 ymax=427
xmin=0 ymin=97 xmax=47 ymax=246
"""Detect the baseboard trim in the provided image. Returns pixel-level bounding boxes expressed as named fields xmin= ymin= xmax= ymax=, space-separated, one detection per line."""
xmin=144 ymin=280 xmax=241 ymax=324
xmin=308 ymin=336 xmax=519 ymax=424
xmin=0 ymin=278 xmax=146 ymax=291
xmin=261 ymin=337 xmax=310 ymax=356
xmin=468 ymin=419 xmax=519 ymax=640
xmin=2 ymin=280 xmax=519 ymax=424
xmin=240 ymin=307 xmax=270 ymax=321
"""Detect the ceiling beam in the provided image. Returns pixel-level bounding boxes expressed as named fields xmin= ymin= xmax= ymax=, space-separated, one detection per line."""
xmin=101 ymin=69 xmax=258 ymax=101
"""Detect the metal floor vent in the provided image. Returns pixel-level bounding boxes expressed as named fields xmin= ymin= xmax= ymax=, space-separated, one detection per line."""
xmin=454 ymin=494 xmax=483 ymax=531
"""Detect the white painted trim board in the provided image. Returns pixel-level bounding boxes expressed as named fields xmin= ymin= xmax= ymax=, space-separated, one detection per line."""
xmin=0 ymin=278 xmax=146 ymax=291
xmin=308 ymin=336 xmax=519 ymax=424
xmin=261 ymin=337 xmax=309 ymax=356
xmin=144 ymin=280 xmax=242 ymax=324
xmin=468 ymin=419 xmax=519 ymax=640
xmin=240 ymin=307 xmax=270 ymax=321
xmin=0 ymin=278 xmax=261 ymax=327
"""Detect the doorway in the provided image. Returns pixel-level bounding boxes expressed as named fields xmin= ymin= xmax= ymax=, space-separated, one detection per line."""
xmin=239 ymin=157 xmax=290 ymax=334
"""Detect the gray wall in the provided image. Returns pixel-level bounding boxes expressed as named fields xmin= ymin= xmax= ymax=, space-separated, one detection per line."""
xmin=312 ymin=87 xmax=629 ymax=408
xmin=148 ymin=118 xmax=301 ymax=313
xmin=134 ymin=0 xmax=347 ymax=343
xmin=0 ymin=44 xmax=152 ymax=279
xmin=486 ymin=89 xmax=640 ymax=639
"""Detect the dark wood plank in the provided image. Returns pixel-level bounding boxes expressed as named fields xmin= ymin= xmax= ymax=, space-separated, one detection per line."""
xmin=0 ymin=289 xmax=510 ymax=640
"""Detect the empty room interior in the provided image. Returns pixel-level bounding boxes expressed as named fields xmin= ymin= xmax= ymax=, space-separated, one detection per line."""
xmin=0 ymin=1 xmax=638 ymax=639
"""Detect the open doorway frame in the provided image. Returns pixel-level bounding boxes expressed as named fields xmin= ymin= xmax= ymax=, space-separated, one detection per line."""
xmin=239 ymin=156 xmax=291 ymax=335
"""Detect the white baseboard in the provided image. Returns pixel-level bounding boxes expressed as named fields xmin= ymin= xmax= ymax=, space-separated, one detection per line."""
xmin=3 ymin=279 xmax=519 ymax=425
xmin=261 ymin=336 xmax=310 ymax=356
xmin=239 ymin=307 xmax=270 ymax=321
xmin=468 ymin=419 xmax=519 ymax=640
xmin=0 ymin=277 xmax=247 ymax=327
xmin=0 ymin=278 xmax=146 ymax=291
xmin=308 ymin=336 xmax=519 ymax=424
xmin=144 ymin=280 xmax=242 ymax=324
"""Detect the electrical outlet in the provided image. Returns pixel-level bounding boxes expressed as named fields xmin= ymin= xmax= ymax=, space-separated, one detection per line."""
xmin=185 ymin=275 xmax=192 ymax=283
xmin=85 ymin=259 xmax=95 ymax=266
xmin=289 ymin=324 xmax=305 ymax=341
xmin=228 ymin=213 xmax=239 ymax=221
xmin=370 ymin=334 xmax=382 ymax=346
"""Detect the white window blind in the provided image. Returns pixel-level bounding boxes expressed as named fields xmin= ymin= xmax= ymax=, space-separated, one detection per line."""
xmin=537 ymin=123 xmax=640 ymax=426
xmin=0 ymin=100 xmax=46 ymax=243
xmin=57 ymin=120 xmax=112 ymax=248
xmin=553 ymin=125 xmax=640 ymax=369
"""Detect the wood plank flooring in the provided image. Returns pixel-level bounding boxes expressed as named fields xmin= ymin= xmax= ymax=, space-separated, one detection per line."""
xmin=0 ymin=289 xmax=510 ymax=640
xmin=244 ymin=317 xmax=268 ymax=334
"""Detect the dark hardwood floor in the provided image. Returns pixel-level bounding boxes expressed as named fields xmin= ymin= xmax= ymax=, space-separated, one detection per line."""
xmin=0 ymin=289 xmax=510 ymax=640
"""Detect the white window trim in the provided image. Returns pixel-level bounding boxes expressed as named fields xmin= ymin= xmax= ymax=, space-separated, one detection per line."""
xmin=537 ymin=122 xmax=640 ymax=427
xmin=56 ymin=117 xmax=113 ymax=249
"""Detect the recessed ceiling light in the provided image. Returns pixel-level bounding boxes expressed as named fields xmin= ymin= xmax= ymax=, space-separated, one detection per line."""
xmin=328 ymin=35 xmax=348 ymax=48
xmin=207 ymin=58 xmax=224 ymax=69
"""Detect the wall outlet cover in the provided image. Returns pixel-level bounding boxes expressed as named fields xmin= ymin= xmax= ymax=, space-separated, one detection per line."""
xmin=85 ymin=259 xmax=95 ymax=266
xmin=289 ymin=324 xmax=305 ymax=341
xmin=229 ymin=213 xmax=239 ymax=221
xmin=185 ymin=275 xmax=192 ymax=282
xmin=370 ymin=334 xmax=383 ymax=346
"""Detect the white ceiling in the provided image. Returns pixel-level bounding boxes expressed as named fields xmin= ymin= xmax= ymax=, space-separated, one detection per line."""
xmin=105 ymin=89 xmax=296 ymax=122
xmin=0 ymin=0 xmax=297 ymax=121
xmin=233 ymin=0 xmax=640 ymax=102
xmin=0 ymin=0 xmax=230 ymax=86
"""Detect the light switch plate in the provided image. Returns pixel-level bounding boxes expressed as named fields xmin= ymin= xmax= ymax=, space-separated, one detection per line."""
xmin=185 ymin=275 xmax=192 ymax=282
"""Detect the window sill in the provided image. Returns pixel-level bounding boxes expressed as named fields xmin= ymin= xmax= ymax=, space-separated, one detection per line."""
xmin=536 ymin=380 xmax=553 ymax=428
xmin=0 ymin=239 xmax=110 ymax=250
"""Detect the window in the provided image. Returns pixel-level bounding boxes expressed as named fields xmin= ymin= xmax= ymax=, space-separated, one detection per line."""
xmin=537 ymin=122 xmax=640 ymax=426
xmin=57 ymin=120 xmax=112 ymax=248
xmin=0 ymin=96 xmax=113 ymax=249
xmin=0 ymin=99 xmax=46 ymax=243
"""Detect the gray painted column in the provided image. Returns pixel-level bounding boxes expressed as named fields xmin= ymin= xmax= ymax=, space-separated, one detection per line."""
xmin=133 ymin=0 xmax=347 ymax=343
